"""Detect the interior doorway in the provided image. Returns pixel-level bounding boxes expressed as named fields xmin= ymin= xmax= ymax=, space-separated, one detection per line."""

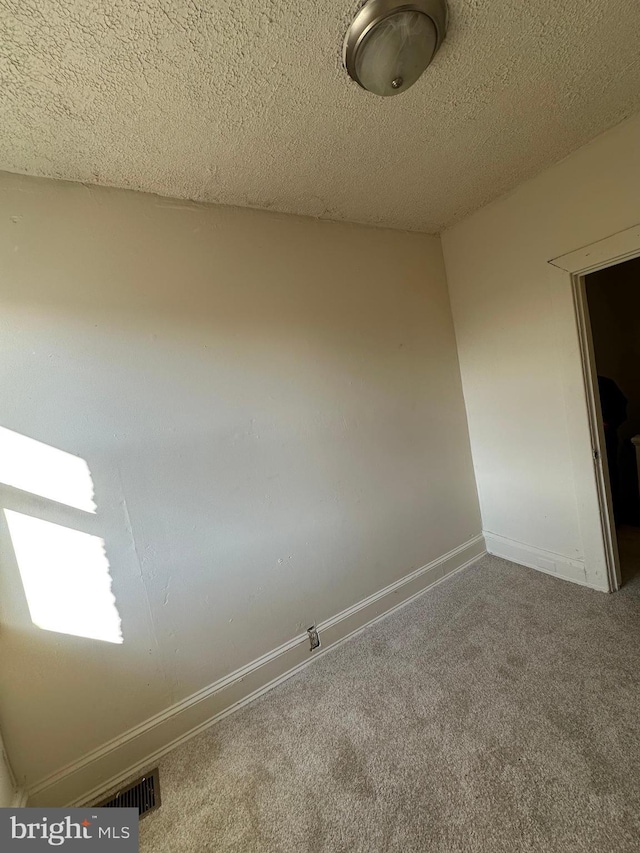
xmin=584 ymin=256 xmax=640 ymax=586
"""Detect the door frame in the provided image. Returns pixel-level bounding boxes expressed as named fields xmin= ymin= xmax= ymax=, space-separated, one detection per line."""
xmin=549 ymin=223 xmax=640 ymax=592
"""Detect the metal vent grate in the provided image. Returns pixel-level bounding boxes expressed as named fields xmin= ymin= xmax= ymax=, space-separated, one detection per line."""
xmin=97 ymin=768 xmax=160 ymax=818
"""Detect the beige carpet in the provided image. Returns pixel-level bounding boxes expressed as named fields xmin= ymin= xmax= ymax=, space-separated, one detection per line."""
xmin=140 ymin=555 xmax=640 ymax=852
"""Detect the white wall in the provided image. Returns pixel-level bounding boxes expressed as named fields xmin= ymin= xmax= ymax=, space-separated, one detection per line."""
xmin=0 ymin=171 xmax=481 ymax=794
xmin=442 ymin=112 xmax=640 ymax=582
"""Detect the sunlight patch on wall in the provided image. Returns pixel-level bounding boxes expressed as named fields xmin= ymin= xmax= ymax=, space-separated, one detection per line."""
xmin=4 ymin=510 xmax=123 ymax=644
xmin=0 ymin=427 xmax=96 ymax=513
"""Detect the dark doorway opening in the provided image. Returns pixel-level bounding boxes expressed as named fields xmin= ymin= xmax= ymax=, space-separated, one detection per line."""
xmin=585 ymin=255 xmax=640 ymax=585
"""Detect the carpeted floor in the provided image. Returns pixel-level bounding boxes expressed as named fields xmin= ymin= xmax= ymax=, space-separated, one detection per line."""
xmin=139 ymin=555 xmax=640 ymax=852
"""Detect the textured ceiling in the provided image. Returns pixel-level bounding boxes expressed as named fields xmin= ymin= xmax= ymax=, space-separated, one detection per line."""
xmin=1 ymin=1 xmax=640 ymax=233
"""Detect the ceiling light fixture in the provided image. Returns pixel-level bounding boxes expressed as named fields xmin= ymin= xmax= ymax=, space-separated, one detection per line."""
xmin=343 ymin=0 xmax=448 ymax=97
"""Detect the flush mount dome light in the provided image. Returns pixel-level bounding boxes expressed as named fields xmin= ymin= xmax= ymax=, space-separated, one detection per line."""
xmin=343 ymin=0 xmax=448 ymax=96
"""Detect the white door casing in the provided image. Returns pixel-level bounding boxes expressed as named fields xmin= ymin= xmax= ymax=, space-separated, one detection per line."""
xmin=549 ymin=223 xmax=640 ymax=591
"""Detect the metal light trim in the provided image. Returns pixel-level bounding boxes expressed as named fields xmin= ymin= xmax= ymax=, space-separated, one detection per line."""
xmin=343 ymin=0 xmax=448 ymax=93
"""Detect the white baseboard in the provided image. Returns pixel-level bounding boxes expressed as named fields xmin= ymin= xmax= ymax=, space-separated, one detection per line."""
xmin=484 ymin=531 xmax=608 ymax=591
xmin=27 ymin=534 xmax=486 ymax=808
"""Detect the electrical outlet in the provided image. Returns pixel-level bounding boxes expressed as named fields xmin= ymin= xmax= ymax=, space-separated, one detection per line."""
xmin=307 ymin=625 xmax=321 ymax=651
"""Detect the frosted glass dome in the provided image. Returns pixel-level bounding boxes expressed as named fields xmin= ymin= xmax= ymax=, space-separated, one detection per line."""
xmin=354 ymin=11 xmax=438 ymax=96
